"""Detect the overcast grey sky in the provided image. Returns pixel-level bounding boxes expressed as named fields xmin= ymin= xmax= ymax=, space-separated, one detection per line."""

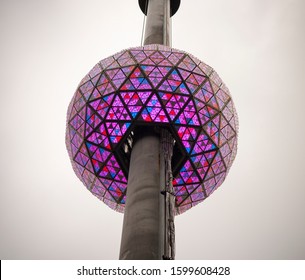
xmin=1 ymin=0 xmax=305 ymax=259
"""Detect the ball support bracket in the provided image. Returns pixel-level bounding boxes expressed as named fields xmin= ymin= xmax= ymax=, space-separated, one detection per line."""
xmin=114 ymin=123 xmax=187 ymax=183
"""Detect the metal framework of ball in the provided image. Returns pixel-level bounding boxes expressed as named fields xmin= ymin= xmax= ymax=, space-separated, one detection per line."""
xmin=66 ymin=44 xmax=238 ymax=215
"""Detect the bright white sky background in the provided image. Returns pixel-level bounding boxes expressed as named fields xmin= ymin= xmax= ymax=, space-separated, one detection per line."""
xmin=1 ymin=0 xmax=305 ymax=259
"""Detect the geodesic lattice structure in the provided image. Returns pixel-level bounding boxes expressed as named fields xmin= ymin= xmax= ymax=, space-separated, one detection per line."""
xmin=66 ymin=44 xmax=238 ymax=214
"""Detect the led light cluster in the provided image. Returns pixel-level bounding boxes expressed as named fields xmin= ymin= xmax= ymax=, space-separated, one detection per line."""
xmin=66 ymin=44 xmax=238 ymax=214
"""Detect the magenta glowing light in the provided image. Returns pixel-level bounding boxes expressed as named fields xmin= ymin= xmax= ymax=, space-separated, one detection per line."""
xmin=66 ymin=44 xmax=238 ymax=214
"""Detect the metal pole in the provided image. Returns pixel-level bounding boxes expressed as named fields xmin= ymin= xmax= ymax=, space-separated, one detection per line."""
xmin=143 ymin=0 xmax=171 ymax=46
xmin=119 ymin=0 xmax=179 ymax=260
xmin=119 ymin=128 xmax=164 ymax=259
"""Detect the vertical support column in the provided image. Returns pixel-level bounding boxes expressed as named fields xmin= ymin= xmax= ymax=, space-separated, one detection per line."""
xmin=143 ymin=0 xmax=171 ymax=46
xmin=119 ymin=128 xmax=164 ymax=260
xmin=119 ymin=0 xmax=179 ymax=260
xmin=161 ymin=129 xmax=175 ymax=259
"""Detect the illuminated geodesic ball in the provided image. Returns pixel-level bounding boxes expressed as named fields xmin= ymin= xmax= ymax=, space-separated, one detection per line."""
xmin=66 ymin=44 xmax=238 ymax=214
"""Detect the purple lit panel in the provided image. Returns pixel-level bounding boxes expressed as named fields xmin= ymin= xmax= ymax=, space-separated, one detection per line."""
xmin=66 ymin=44 xmax=238 ymax=214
